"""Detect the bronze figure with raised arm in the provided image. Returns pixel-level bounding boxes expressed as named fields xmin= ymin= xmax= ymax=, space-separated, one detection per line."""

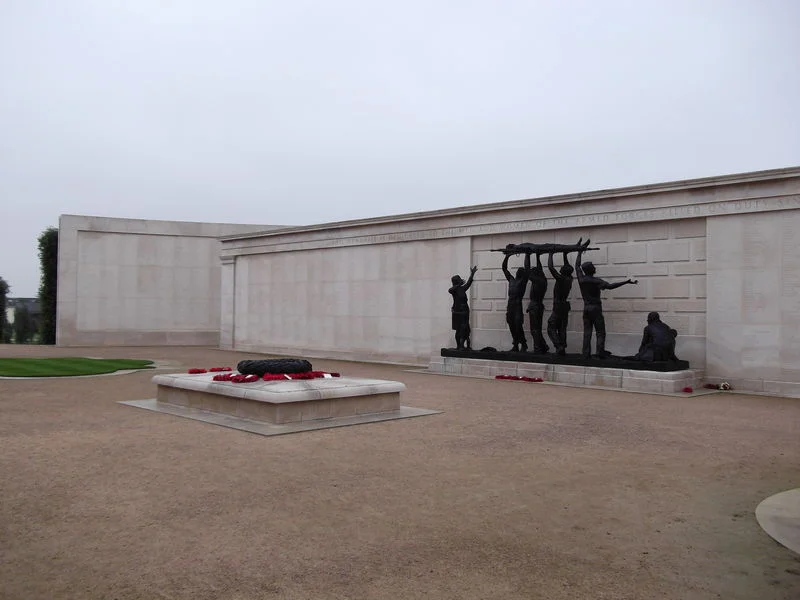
xmin=502 ymin=250 xmax=529 ymax=352
xmin=576 ymin=242 xmax=638 ymax=359
xmin=527 ymin=250 xmax=549 ymax=354
xmin=546 ymin=249 xmax=575 ymax=355
xmin=448 ymin=265 xmax=478 ymax=349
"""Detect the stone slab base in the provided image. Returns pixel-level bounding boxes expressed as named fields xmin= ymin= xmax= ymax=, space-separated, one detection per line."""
xmin=430 ymin=355 xmax=702 ymax=394
xmin=152 ymin=373 xmax=405 ymax=424
xmin=120 ymin=399 xmax=440 ymax=437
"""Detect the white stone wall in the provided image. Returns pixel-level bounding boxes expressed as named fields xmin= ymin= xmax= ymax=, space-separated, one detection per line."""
xmin=57 ymin=215 xmax=276 ymax=346
xmin=74 ymin=231 xmax=220 ymax=332
xmin=221 ymin=167 xmax=800 ymax=391
xmin=226 ymin=238 xmax=471 ymax=364
xmin=707 ymin=211 xmax=800 ymax=396
xmin=470 ymin=218 xmax=707 ymax=366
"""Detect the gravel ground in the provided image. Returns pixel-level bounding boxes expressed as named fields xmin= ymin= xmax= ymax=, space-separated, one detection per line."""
xmin=1 ymin=345 xmax=799 ymax=600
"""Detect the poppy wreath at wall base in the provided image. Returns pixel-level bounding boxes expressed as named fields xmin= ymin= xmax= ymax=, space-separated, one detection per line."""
xmin=703 ymin=382 xmax=732 ymax=390
xmin=495 ymin=374 xmax=544 ymax=383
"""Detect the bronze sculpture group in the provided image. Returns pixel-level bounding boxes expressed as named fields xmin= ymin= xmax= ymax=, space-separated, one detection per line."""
xmin=449 ymin=239 xmax=679 ymax=362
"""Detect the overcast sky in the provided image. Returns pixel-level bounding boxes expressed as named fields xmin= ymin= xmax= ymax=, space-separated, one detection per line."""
xmin=1 ymin=0 xmax=799 ymax=296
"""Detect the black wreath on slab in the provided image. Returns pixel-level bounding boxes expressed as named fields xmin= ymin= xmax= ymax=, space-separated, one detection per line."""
xmin=237 ymin=359 xmax=313 ymax=376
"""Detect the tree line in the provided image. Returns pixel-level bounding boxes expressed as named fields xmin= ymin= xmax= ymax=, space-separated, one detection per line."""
xmin=1 ymin=227 xmax=58 ymax=344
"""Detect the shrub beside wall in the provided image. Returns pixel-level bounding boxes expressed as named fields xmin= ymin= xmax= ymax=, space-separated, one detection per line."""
xmin=37 ymin=227 xmax=58 ymax=345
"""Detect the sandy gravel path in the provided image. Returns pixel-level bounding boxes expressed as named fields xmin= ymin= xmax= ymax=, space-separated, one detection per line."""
xmin=1 ymin=345 xmax=799 ymax=599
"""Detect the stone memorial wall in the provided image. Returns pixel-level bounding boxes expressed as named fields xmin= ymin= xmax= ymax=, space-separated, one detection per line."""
xmin=706 ymin=210 xmax=800 ymax=396
xmin=56 ymin=166 xmax=800 ymax=396
xmin=219 ymin=166 xmax=800 ymax=395
xmin=223 ymin=237 xmax=470 ymax=363
xmin=57 ymin=215 xmax=277 ymax=346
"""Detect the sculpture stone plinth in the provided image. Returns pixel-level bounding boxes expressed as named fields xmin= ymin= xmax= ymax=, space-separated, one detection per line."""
xmin=433 ymin=349 xmax=700 ymax=394
xmin=440 ymin=348 xmax=690 ymax=371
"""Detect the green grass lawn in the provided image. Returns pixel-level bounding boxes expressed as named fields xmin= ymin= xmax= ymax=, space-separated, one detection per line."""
xmin=0 ymin=357 xmax=155 ymax=377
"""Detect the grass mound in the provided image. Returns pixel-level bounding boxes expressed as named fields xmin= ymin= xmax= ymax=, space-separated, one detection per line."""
xmin=0 ymin=358 xmax=155 ymax=377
